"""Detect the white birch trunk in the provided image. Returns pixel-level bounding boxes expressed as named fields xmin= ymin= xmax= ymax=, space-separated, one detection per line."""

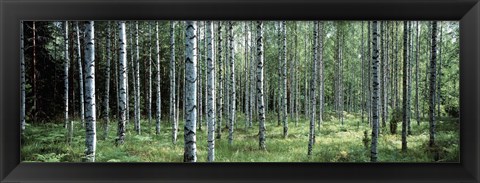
xmin=216 ymin=22 xmax=223 ymax=139
xmin=75 ymin=22 xmax=85 ymax=127
xmin=84 ymin=21 xmax=96 ymax=162
xmin=206 ymin=21 xmax=216 ymax=162
xmin=170 ymin=21 xmax=178 ymax=144
xmin=135 ymin=21 xmax=141 ymax=134
xmin=228 ymin=21 xmax=235 ymax=145
xmin=148 ymin=22 xmax=152 ymax=125
xmin=184 ymin=21 xmax=197 ymax=162
xmin=156 ymin=21 xmax=162 ymax=135
xmin=281 ymin=21 xmax=288 ymax=138
xmin=116 ymin=21 xmax=127 ymax=145
xmin=256 ymin=21 xmax=266 ymax=150
xmin=64 ymin=21 xmax=70 ymax=129
xmin=307 ymin=21 xmax=318 ymax=156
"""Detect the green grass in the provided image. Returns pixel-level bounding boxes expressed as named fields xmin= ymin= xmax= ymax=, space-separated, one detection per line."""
xmin=21 ymin=112 xmax=459 ymax=162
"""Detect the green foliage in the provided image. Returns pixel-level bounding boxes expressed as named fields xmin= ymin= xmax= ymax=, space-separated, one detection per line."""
xmin=22 ymin=113 xmax=459 ymax=162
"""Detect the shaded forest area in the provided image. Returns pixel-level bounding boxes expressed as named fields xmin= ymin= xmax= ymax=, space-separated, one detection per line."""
xmin=20 ymin=21 xmax=459 ymax=162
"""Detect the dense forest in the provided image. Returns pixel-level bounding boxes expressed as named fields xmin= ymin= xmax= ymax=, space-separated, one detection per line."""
xmin=20 ymin=21 xmax=459 ymax=162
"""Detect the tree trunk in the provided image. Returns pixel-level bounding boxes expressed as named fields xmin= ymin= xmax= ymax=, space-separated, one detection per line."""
xmin=402 ymin=21 xmax=410 ymax=152
xmin=228 ymin=21 xmax=236 ymax=145
xmin=64 ymin=21 xmax=70 ymax=129
xmin=318 ymin=22 xmax=324 ymax=131
xmin=134 ymin=21 xmax=141 ymax=134
xmin=361 ymin=21 xmax=365 ymax=126
xmin=75 ymin=22 xmax=85 ymax=127
xmin=256 ymin=21 xmax=267 ymax=150
xmin=116 ymin=21 xmax=127 ymax=145
xmin=429 ymin=21 xmax=438 ymax=148
xmin=206 ymin=21 xmax=216 ymax=162
xmin=184 ymin=21 xmax=198 ymax=162
xmin=370 ymin=21 xmax=380 ymax=162
xmin=170 ymin=21 xmax=178 ymax=144
xmin=415 ymin=21 xmax=420 ymax=125
xmin=216 ymin=22 xmax=223 ymax=139
xmin=84 ymin=21 xmax=97 ymax=162
xmin=308 ymin=21 xmax=319 ymax=156
xmin=148 ymin=22 xmax=153 ymax=125
xmin=367 ymin=21 xmax=372 ymax=126
xmin=64 ymin=21 xmax=73 ymax=144
xmin=156 ymin=21 xmax=162 ymax=135
xmin=282 ymin=21 xmax=288 ymax=138
xmin=437 ymin=22 xmax=443 ymax=118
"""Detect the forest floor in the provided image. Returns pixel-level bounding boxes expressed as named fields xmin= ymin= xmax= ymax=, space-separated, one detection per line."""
xmin=21 ymin=112 xmax=459 ymax=162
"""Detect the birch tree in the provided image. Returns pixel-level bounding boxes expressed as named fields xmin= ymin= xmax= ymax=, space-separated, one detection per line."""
xmin=228 ymin=21 xmax=236 ymax=145
xmin=415 ymin=21 xmax=420 ymax=125
xmin=64 ymin=21 xmax=73 ymax=143
xmin=155 ymin=21 xmax=161 ymax=135
xmin=257 ymin=21 xmax=266 ymax=150
xmin=170 ymin=21 xmax=178 ymax=144
xmin=116 ymin=21 xmax=127 ymax=145
xmin=216 ymin=22 xmax=223 ymax=139
xmin=318 ymin=22 xmax=324 ymax=131
xmin=184 ymin=21 xmax=197 ymax=162
xmin=63 ymin=21 xmax=70 ymax=129
xmin=429 ymin=21 xmax=438 ymax=148
xmin=206 ymin=21 xmax=216 ymax=162
xmin=84 ymin=21 xmax=97 ymax=162
xmin=307 ymin=21 xmax=318 ymax=156
xmin=281 ymin=21 xmax=288 ymax=138
xmin=371 ymin=20 xmax=380 ymax=162
xmin=148 ymin=22 xmax=153 ymax=125
xmin=75 ymin=22 xmax=85 ymax=127
xmin=402 ymin=21 xmax=409 ymax=152
xmin=134 ymin=21 xmax=141 ymax=134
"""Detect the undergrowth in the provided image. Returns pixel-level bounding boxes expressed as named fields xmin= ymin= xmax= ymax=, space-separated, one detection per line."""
xmin=21 ymin=112 xmax=459 ymax=162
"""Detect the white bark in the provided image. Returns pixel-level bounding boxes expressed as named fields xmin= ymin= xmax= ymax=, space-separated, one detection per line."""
xmin=256 ymin=21 xmax=266 ymax=150
xmin=84 ymin=21 xmax=96 ymax=162
xmin=64 ymin=21 xmax=70 ymax=129
xmin=148 ymin=22 xmax=153 ymax=125
xmin=216 ymin=22 xmax=223 ymax=139
xmin=75 ymin=22 xmax=85 ymax=127
xmin=156 ymin=21 xmax=162 ymax=135
xmin=134 ymin=21 xmax=141 ymax=134
xmin=170 ymin=21 xmax=178 ymax=144
xmin=308 ymin=21 xmax=318 ymax=156
xmin=281 ymin=21 xmax=288 ymax=138
xmin=228 ymin=21 xmax=235 ymax=145
xmin=184 ymin=21 xmax=197 ymax=162
xmin=206 ymin=21 xmax=216 ymax=162
xmin=116 ymin=21 xmax=127 ymax=145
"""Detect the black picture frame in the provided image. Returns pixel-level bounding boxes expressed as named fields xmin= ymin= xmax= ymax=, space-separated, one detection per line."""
xmin=1 ymin=0 xmax=478 ymax=182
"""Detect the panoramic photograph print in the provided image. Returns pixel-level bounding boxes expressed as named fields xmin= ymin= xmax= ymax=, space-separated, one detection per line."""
xmin=20 ymin=20 xmax=459 ymax=162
